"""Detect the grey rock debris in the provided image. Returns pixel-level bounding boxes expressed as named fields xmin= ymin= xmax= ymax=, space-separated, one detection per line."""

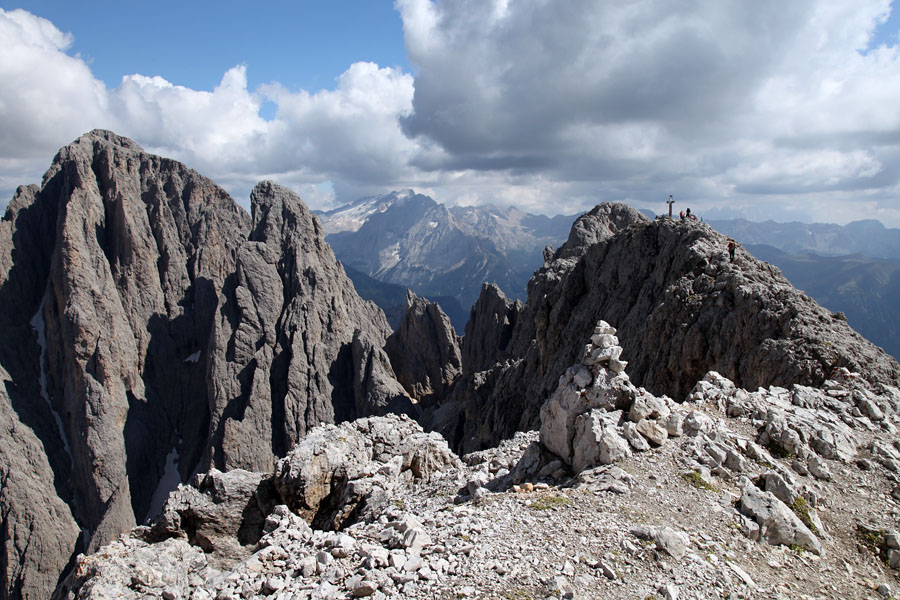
xmin=737 ymin=480 xmax=823 ymax=555
xmin=54 ymin=348 xmax=900 ymax=600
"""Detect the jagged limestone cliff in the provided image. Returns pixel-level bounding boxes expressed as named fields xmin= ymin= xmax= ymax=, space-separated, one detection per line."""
xmin=384 ymin=290 xmax=461 ymax=408
xmin=0 ymin=132 xmax=410 ymax=599
xmin=205 ymin=181 xmax=413 ymax=472
xmin=432 ymin=204 xmax=900 ymax=452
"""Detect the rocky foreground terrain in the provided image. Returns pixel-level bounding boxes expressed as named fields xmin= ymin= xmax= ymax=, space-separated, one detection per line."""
xmin=60 ymin=322 xmax=900 ymax=599
xmin=3 ymin=131 xmax=900 ymax=599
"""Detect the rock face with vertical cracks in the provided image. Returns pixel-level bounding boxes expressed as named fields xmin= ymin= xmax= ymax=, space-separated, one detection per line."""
xmin=385 ymin=290 xmax=462 ymax=408
xmin=205 ymin=181 xmax=412 ymax=473
xmin=1 ymin=183 xmax=80 ymax=600
xmin=0 ymin=131 xmax=250 ymax=600
xmin=0 ymin=132 xmax=410 ymax=599
xmin=459 ymin=283 xmax=521 ymax=377
xmin=425 ymin=283 xmax=520 ymax=448
xmin=1 ymin=365 xmax=81 ymax=600
xmin=38 ymin=131 xmax=251 ymax=557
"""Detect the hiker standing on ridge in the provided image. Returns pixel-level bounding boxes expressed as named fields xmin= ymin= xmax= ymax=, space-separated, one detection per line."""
xmin=727 ymin=240 xmax=736 ymax=263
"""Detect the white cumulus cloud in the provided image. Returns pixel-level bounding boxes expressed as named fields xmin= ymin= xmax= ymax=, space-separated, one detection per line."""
xmin=0 ymin=8 xmax=420 ymax=212
xmin=2 ymin=3 xmax=900 ymax=226
xmin=0 ymin=9 xmax=110 ymax=173
xmin=395 ymin=0 xmax=900 ymax=225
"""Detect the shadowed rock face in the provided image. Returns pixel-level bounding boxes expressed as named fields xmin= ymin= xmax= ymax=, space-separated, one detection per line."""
xmin=385 ymin=290 xmax=462 ymax=408
xmin=0 ymin=131 xmax=410 ymax=599
xmin=1 ymin=184 xmax=80 ymax=600
xmin=459 ymin=283 xmax=521 ymax=377
xmin=436 ymin=204 xmax=900 ymax=453
xmin=0 ymin=131 xmax=252 ymax=600
xmin=206 ymin=181 xmax=412 ymax=472
xmin=38 ymin=131 xmax=251 ymax=554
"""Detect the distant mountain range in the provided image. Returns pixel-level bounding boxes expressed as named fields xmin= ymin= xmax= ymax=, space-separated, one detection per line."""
xmin=341 ymin=265 xmax=468 ymax=332
xmin=704 ymin=218 xmax=900 ymax=360
xmin=320 ymin=195 xmax=900 ymax=360
xmin=316 ymin=190 xmax=573 ymax=330
xmin=708 ymin=218 xmax=900 ymax=259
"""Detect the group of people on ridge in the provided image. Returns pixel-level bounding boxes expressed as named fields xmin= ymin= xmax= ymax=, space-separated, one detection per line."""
xmin=668 ymin=195 xmax=736 ymax=262
xmin=679 ymin=207 xmax=697 ymax=221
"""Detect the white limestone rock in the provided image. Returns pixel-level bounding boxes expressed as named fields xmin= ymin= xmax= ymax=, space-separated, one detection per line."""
xmin=572 ymin=411 xmax=632 ymax=473
xmin=738 ymin=480 xmax=823 ymax=555
xmin=623 ymin=421 xmax=651 ymax=452
xmin=540 ymin=380 xmax=584 ymax=465
xmin=608 ymin=358 xmax=628 ymax=374
xmin=590 ymin=333 xmax=619 ymax=349
xmin=663 ymin=412 xmax=685 ymax=437
xmin=682 ymin=411 xmax=713 ymax=437
xmin=593 ymin=321 xmax=617 ymax=336
xmin=636 ymin=419 xmax=669 ymax=446
xmin=629 ymin=393 xmax=671 ymax=422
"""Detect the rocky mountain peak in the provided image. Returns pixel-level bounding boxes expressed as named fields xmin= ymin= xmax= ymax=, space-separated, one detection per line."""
xmin=0 ymin=132 xmax=412 ymax=599
xmin=429 ymin=206 xmax=900 ymax=453
xmin=384 ymin=290 xmax=462 ymax=408
xmin=555 ymin=202 xmax=651 ymax=260
xmin=206 ymin=180 xmax=413 ymax=473
xmin=316 ymin=189 xmax=434 ymax=235
xmin=460 ymin=283 xmax=521 ymax=376
xmin=320 ymin=191 xmax=573 ymax=322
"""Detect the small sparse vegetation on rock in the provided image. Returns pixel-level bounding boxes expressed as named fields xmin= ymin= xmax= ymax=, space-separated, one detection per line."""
xmin=789 ymin=496 xmax=817 ymax=534
xmin=681 ymin=470 xmax=717 ymax=492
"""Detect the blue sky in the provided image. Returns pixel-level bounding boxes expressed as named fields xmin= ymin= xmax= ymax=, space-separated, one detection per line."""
xmin=13 ymin=1 xmax=411 ymax=93
xmin=2 ymin=1 xmax=900 ymax=226
xmin=870 ymin=5 xmax=900 ymax=47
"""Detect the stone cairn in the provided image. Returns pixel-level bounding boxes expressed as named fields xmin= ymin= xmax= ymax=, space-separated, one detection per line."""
xmin=540 ymin=319 xmax=681 ymax=475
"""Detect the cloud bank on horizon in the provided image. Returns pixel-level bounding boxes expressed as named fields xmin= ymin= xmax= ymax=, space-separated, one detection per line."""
xmin=1 ymin=1 xmax=899 ymax=226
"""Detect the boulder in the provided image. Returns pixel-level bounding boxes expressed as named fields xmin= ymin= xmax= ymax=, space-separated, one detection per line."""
xmin=636 ymin=419 xmax=669 ymax=446
xmin=572 ymin=411 xmax=632 ymax=473
xmin=150 ymin=468 xmax=277 ymax=565
xmin=273 ymin=415 xmax=460 ymax=530
xmin=738 ymin=480 xmax=823 ymax=555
